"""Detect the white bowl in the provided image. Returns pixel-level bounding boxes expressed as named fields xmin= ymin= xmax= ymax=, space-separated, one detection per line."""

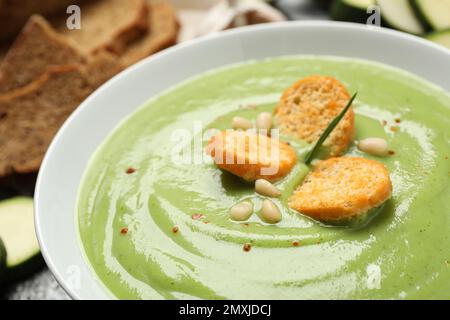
xmin=35 ymin=21 xmax=450 ymax=300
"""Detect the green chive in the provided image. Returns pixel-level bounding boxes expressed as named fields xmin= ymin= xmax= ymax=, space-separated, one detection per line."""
xmin=304 ymin=93 xmax=357 ymax=165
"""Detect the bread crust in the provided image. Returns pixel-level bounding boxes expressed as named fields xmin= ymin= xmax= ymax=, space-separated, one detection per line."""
xmin=289 ymin=157 xmax=392 ymax=221
xmin=274 ymin=75 xmax=355 ymax=157
xmin=103 ymin=0 xmax=150 ymax=54
xmin=120 ymin=1 xmax=180 ymax=66
xmin=54 ymin=0 xmax=149 ymax=54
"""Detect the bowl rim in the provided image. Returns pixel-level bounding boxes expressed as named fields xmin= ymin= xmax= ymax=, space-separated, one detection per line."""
xmin=34 ymin=20 xmax=450 ymax=300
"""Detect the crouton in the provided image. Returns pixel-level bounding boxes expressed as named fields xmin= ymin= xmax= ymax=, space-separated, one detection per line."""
xmin=274 ymin=76 xmax=355 ymax=157
xmin=289 ymin=157 xmax=392 ymax=221
xmin=207 ymin=130 xmax=297 ymax=182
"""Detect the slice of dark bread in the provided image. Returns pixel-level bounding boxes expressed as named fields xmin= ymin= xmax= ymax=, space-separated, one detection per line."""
xmin=0 ymin=15 xmax=88 ymax=94
xmin=86 ymin=50 xmax=125 ymax=89
xmin=53 ymin=0 xmax=149 ymax=54
xmin=0 ymin=0 xmax=177 ymax=180
xmin=120 ymin=1 xmax=179 ymax=66
xmin=0 ymin=65 xmax=93 ymax=177
xmin=0 ymin=43 xmax=8 ymax=63
xmin=0 ymin=54 xmax=122 ymax=178
xmin=0 ymin=0 xmax=85 ymax=42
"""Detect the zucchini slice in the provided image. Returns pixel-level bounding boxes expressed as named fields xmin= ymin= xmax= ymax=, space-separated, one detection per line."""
xmin=411 ymin=0 xmax=450 ymax=30
xmin=331 ymin=0 xmax=376 ymax=23
xmin=426 ymin=29 xmax=450 ymax=49
xmin=0 ymin=197 xmax=42 ymax=281
xmin=377 ymin=0 xmax=425 ymax=35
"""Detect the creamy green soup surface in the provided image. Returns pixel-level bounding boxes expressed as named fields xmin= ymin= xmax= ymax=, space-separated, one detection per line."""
xmin=77 ymin=56 xmax=450 ymax=299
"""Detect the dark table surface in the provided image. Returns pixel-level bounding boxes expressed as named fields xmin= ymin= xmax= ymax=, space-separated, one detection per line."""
xmin=2 ymin=0 xmax=328 ymax=300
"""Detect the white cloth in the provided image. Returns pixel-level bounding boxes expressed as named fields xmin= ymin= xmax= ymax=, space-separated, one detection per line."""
xmin=171 ymin=0 xmax=287 ymax=42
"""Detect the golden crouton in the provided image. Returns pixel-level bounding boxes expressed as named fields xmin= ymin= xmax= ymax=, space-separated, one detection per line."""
xmin=207 ymin=130 xmax=297 ymax=182
xmin=274 ymin=76 xmax=355 ymax=157
xmin=289 ymin=157 xmax=392 ymax=221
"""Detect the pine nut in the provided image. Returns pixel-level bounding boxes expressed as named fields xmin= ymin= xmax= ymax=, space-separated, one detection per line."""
xmin=229 ymin=201 xmax=253 ymax=221
xmin=256 ymin=112 xmax=273 ymax=131
xmin=232 ymin=117 xmax=252 ymax=130
xmin=255 ymin=179 xmax=281 ymax=197
xmin=260 ymin=199 xmax=282 ymax=224
xmin=357 ymin=138 xmax=389 ymax=157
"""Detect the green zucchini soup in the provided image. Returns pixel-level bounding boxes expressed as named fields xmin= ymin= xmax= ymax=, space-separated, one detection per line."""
xmin=77 ymin=56 xmax=450 ymax=299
